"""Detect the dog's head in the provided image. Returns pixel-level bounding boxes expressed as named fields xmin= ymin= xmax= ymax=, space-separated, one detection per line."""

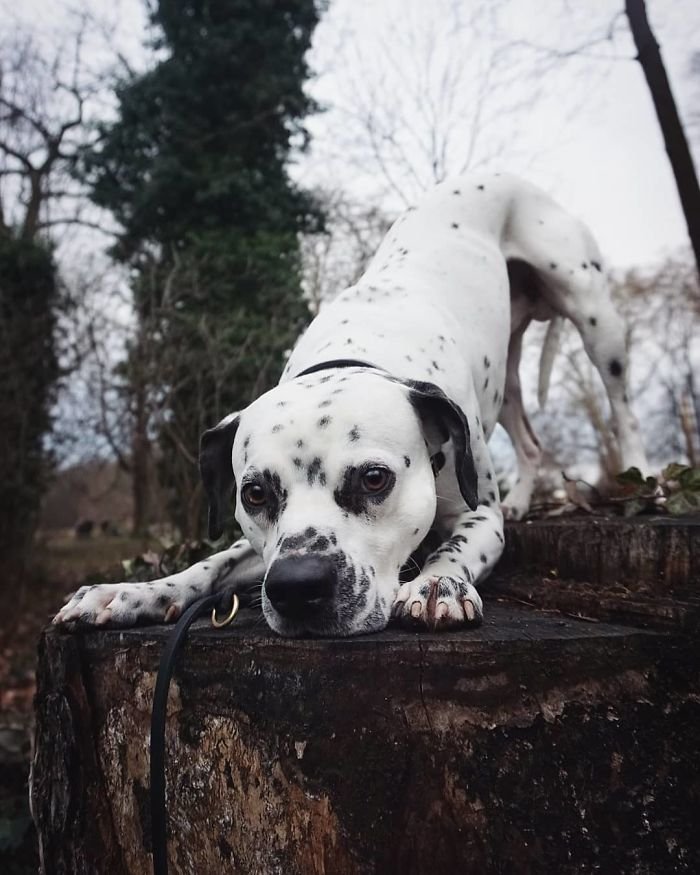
xmin=200 ymin=368 xmax=477 ymax=636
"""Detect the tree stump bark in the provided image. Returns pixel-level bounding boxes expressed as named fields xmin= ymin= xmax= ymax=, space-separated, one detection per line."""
xmin=494 ymin=516 xmax=700 ymax=629
xmin=32 ymin=594 xmax=700 ymax=874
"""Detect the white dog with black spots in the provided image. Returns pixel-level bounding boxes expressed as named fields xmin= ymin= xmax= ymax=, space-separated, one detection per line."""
xmin=55 ymin=173 xmax=647 ymax=636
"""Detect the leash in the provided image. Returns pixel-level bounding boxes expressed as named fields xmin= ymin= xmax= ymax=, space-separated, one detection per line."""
xmin=150 ymin=588 xmax=240 ymax=875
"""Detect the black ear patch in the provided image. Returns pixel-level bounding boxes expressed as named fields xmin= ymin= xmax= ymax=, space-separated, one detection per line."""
xmin=405 ymin=380 xmax=479 ymax=511
xmin=199 ymin=414 xmax=241 ymax=540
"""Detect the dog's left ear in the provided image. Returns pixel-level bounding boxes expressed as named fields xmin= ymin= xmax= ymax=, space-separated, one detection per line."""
xmin=404 ymin=380 xmax=479 ymax=511
xmin=199 ymin=413 xmax=241 ymax=540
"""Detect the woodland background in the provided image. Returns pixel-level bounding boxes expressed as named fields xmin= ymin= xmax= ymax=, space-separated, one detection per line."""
xmin=0 ymin=0 xmax=699 ymax=867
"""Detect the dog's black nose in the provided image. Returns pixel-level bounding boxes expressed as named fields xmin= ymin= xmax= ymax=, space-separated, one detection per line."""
xmin=265 ymin=555 xmax=337 ymax=618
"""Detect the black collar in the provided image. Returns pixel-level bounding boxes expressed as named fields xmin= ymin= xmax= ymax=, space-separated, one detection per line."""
xmin=295 ymin=358 xmax=380 ymax=378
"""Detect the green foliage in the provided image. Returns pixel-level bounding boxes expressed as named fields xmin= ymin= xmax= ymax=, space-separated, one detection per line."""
xmin=0 ymin=234 xmax=60 ymax=574
xmin=615 ymin=464 xmax=700 ymax=516
xmin=80 ymin=0 xmax=326 ymax=536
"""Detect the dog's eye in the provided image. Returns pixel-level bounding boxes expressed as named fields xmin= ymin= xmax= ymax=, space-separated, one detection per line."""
xmin=360 ymin=467 xmax=391 ymax=493
xmin=241 ymin=482 xmax=267 ymax=508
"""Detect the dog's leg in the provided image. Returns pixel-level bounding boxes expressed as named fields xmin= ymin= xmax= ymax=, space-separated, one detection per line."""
xmin=391 ymin=432 xmax=505 ymax=630
xmin=499 ymin=323 xmax=543 ymax=520
xmin=508 ymin=197 xmax=647 ymax=474
xmin=391 ymin=506 xmax=504 ymax=629
xmin=53 ymin=537 xmax=263 ymax=627
xmin=567 ymin=292 xmax=647 ymax=473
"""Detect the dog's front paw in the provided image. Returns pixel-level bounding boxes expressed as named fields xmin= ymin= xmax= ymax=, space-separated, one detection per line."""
xmin=53 ymin=581 xmax=187 ymax=628
xmin=391 ymin=576 xmax=483 ymax=631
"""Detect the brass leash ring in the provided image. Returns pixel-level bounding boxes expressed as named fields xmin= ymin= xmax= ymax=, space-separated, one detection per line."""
xmin=211 ymin=592 xmax=240 ymax=628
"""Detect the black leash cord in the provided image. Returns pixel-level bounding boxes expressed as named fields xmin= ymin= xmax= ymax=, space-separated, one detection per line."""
xmin=149 ymin=591 xmax=224 ymax=875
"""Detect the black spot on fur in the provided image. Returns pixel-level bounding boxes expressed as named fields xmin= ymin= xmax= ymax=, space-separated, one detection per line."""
xmin=591 ymin=260 xmax=602 ymax=272
xmin=451 ymin=222 xmax=459 ymax=229
xmin=296 ymin=439 xmax=304 ymax=448
xmin=589 ymin=316 xmax=597 ymax=326
xmin=581 ymin=262 xmax=588 ymax=269
xmin=404 ymin=455 xmax=411 ymax=468
xmin=477 ymin=185 xmax=484 ymax=190
xmin=260 ymin=468 xmax=288 ymax=523
xmin=318 ymin=416 xmax=331 ymax=428
xmin=307 ymin=457 xmax=324 ymax=486
xmin=549 ymin=262 xmax=557 ymax=270
xmin=272 ymin=424 xmax=283 ymax=433
xmin=280 ymin=533 xmax=305 ymax=552
xmin=480 ymin=554 xmax=487 ymax=563
xmin=453 ymin=189 xmax=460 ymax=195
xmin=609 ymin=359 xmax=623 ymax=377
xmin=293 ymin=457 xmax=303 ymax=468
xmin=310 ymin=536 xmax=329 ymax=552
xmin=349 ymin=426 xmax=360 ymax=442
xmin=484 ymin=356 xmax=490 ymax=369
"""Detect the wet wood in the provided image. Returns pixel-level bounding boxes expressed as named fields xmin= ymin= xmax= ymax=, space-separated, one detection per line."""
xmin=493 ymin=516 xmax=700 ymax=629
xmin=32 ymin=600 xmax=700 ymax=875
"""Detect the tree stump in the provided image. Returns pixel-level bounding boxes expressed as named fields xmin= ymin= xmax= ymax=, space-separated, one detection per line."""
xmin=33 ymin=591 xmax=700 ymax=874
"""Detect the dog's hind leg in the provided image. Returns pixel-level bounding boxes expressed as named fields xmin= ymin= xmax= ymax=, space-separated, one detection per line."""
xmin=507 ymin=195 xmax=648 ymax=475
xmin=499 ymin=322 xmax=543 ymax=520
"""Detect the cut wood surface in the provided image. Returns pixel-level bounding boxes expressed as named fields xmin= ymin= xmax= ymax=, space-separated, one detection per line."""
xmin=32 ymin=599 xmax=700 ymax=875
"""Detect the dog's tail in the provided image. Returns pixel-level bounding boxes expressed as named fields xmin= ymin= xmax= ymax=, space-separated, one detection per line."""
xmin=537 ymin=316 xmax=564 ymax=409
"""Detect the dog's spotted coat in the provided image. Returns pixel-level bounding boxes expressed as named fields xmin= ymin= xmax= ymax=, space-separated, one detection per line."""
xmin=55 ymin=173 xmax=647 ymax=637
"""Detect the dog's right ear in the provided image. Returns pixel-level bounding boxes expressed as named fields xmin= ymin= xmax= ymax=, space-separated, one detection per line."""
xmin=199 ymin=413 xmax=240 ymax=540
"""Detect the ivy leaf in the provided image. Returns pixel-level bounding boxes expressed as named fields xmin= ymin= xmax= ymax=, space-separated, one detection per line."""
xmin=616 ymin=467 xmax=645 ymax=488
xmin=667 ymin=490 xmax=700 ymax=515
xmin=662 ymin=462 xmax=688 ymax=482
xmin=678 ymin=466 xmax=700 ymax=492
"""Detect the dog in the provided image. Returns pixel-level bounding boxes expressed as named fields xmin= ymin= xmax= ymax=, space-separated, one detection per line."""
xmin=54 ymin=173 xmax=647 ymax=636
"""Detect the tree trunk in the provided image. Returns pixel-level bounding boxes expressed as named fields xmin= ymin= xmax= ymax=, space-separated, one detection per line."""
xmin=31 ymin=518 xmax=700 ymax=875
xmin=130 ymin=332 xmax=151 ymax=538
xmin=625 ymin=0 xmax=700 ymax=276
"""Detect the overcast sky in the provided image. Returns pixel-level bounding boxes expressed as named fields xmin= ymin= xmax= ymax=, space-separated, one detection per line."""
xmin=6 ymin=0 xmax=699 ymax=272
xmin=296 ymin=0 xmax=700 ymax=270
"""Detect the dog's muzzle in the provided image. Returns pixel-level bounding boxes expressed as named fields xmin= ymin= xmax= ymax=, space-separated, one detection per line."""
xmin=264 ymin=555 xmax=337 ymax=619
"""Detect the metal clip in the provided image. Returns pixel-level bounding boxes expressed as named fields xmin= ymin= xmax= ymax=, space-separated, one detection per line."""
xmin=211 ymin=593 xmax=240 ymax=628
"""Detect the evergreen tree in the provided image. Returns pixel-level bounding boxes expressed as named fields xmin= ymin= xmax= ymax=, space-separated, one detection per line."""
xmin=0 ymin=236 xmax=60 ymax=576
xmin=82 ymin=0 xmax=325 ymax=536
